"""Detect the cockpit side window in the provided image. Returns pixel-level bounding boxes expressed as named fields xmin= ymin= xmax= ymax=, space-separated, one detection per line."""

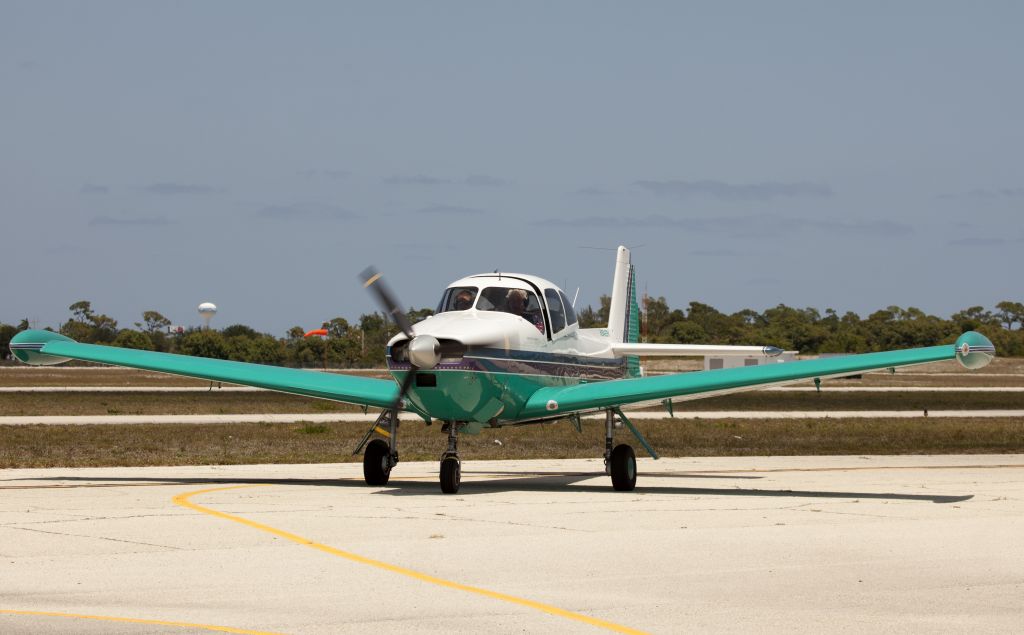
xmin=436 ymin=286 xmax=478 ymax=313
xmin=479 ymin=286 xmax=545 ymax=333
xmin=545 ymin=289 xmax=566 ymax=334
xmin=558 ymin=290 xmax=577 ymax=326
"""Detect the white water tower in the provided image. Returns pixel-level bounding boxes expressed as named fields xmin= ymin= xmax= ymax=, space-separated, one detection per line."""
xmin=198 ymin=302 xmax=217 ymax=330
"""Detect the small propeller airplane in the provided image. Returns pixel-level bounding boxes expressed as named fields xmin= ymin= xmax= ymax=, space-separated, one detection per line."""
xmin=10 ymin=247 xmax=996 ymax=493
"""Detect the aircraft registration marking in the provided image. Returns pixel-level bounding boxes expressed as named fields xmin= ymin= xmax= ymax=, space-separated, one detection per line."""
xmin=172 ymin=485 xmax=648 ymax=634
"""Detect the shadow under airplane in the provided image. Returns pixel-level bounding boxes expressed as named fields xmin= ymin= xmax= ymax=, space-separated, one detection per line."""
xmin=6 ymin=472 xmax=973 ymax=504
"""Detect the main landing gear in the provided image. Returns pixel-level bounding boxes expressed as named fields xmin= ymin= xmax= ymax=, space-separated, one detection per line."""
xmin=604 ymin=410 xmax=637 ymax=491
xmin=355 ymin=410 xmax=399 ymax=486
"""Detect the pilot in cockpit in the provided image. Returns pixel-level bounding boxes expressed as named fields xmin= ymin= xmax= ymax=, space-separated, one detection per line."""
xmin=454 ymin=289 xmax=475 ymax=311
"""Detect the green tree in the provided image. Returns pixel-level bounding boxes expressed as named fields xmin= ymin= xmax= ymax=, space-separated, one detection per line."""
xmin=138 ymin=310 xmax=172 ymax=333
xmin=995 ymin=301 xmax=1024 ymax=330
xmin=576 ymin=305 xmax=600 ymax=328
xmin=643 ymin=296 xmax=672 ymax=340
xmin=324 ymin=317 xmax=349 ymax=337
xmin=62 ymin=300 xmax=118 ymax=343
xmin=222 ymin=324 xmax=259 ymax=339
xmin=950 ymin=306 xmax=997 ymax=332
xmin=178 ymin=330 xmax=229 ymax=359
xmin=112 ymin=329 xmax=154 ymax=350
xmin=0 ymin=323 xmax=16 ymax=360
xmin=69 ymin=301 xmax=95 ymax=322
xmin=407 ymin=307 xmax=434 ymax=323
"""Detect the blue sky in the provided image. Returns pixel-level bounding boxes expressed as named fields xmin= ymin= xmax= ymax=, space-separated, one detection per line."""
xmin=2 ymin=2 xmax=1021 ymax=334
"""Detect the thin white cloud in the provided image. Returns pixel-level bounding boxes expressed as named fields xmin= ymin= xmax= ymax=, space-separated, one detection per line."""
xmin=634 ymin=179 xmax=832 ymax=201
xmin=144 ymin=182 xmax=220 ymax=195
xmin=415 ymin=205 xmax=485 ymax=215
xmin=89 ymin=215 xmax=172 ymax=227
xmin=256 ymin=203 xmax=361 ymax=221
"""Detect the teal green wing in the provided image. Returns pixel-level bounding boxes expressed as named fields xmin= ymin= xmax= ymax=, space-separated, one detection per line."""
xmin=10 ymin=330 xmax=398 ymax=409
xmin=520 ymin=332 xmax=995 ymax=419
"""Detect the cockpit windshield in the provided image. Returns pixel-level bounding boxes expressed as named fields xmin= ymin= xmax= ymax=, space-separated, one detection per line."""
xmin=478 ymin=287 xmax=545 ymax=333
xmin=436 ymin=286 xmax=478 ymax=313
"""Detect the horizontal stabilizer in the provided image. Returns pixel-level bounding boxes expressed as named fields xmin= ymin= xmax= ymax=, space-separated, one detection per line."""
xmin=610 ymin=343 xmax=783 ymax=357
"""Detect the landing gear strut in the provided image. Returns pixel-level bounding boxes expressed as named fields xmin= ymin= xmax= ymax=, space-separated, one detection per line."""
xmin=604 ymin=410 xmax=636 ymax=491
xmin=356 ymin=410 xmax=399 ymax=486
xmin=439 ymin=422 xmax=461 ymax=494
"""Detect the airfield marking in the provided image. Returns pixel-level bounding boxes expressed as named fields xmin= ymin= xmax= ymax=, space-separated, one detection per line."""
xmin=0 ymin=609 xmax=282 ymax=634
xmin=692 ymin=463 xmax=1024 ymax=474
xmin=172 ymin=485 xmax=648 ymax=635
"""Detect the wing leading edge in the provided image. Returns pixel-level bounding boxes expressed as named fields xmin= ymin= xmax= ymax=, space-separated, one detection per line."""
xmin=10 ymin=330 xmax=398 ymax=409
xmin=521 ymin=332 xmax=996 ymax=418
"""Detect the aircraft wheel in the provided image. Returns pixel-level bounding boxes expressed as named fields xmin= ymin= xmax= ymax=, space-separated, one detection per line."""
xmin=610 ymin=444 xmax=636 ymax=491
xmin=439 ymin=456 xmax=461 ymax=494
xmin=363 ymin=439 xmax=391 ymax=486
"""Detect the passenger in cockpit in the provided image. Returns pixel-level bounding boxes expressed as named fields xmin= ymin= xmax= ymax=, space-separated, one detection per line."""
xmin=506 ymin=289 xmax=544 ymax=332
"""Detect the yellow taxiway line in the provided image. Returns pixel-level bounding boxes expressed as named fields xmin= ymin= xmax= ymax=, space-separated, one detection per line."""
xmin=0 ymin=609 xmax=282 ymax=634
xmin=173 ymin=485 xmax=647 ymax=635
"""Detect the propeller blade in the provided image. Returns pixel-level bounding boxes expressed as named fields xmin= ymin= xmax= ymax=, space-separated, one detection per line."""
xmin=390 ymin=365 xmax=418 ymax=414
xmin=359 ymin=266 xmax=414 ymax=339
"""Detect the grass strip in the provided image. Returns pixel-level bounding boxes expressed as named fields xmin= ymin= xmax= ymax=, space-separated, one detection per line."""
xmin=2 ymin=390 xmax=1021 ymax=417
xmin=2 ymin=417 xmax=1022 ymax=469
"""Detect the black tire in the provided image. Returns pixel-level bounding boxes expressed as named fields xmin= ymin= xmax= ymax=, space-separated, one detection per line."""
xmin=439 ymin=456 xmax=461 ymax=494
xmin=363 ymin=439 xmax=391 ymax=486
xmin=610 ymin=444 xmax=637 ymax=491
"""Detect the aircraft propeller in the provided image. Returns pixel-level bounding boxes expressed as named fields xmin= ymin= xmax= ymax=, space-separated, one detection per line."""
xmin=359 ymin=266 xmax=439 ymax=414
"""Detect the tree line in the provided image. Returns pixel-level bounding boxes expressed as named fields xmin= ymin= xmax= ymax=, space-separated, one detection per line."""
xmin=2 ymin=299 xmax=1022 ymax=366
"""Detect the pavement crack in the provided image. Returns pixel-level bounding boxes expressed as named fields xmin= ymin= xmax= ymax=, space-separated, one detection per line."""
xmin=442 ymin=514 xmax=593 ymax=532
xmin=2 ymin=524 xmax=183 ymax=550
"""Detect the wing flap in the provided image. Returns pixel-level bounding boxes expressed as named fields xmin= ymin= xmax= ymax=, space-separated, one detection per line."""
xmin=13 ymin=331 xmax=397 ymax=409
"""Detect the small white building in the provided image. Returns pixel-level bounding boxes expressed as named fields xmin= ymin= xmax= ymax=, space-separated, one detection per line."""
xmin=704 ymin=351 xmax=798 ymax=371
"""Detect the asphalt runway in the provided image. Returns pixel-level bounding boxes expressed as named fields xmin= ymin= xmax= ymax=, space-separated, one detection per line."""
xmin=2 ymin=456 xmax=1022 ymax=634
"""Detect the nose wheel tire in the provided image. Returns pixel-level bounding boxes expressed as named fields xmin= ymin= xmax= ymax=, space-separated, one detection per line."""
xmin=440 ymin=456 xmax=461 ymax=494
xmin=363 ymin=439 xmax=392 ymax=486
xmin=610 ymin=444 xmax=636 ymax=491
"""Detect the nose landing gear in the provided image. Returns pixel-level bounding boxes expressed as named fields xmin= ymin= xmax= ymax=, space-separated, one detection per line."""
xmin=439 ymin=422 xmax=462 ymax=494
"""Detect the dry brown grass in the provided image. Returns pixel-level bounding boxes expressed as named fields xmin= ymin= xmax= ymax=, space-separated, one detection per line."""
xmin=0 ymin=392 xmax=366 ymax=416
xmin=2 ymin=417 xmax=1022 ymax=468
xmin=1 ymin=390 xmax=1020 ymax=417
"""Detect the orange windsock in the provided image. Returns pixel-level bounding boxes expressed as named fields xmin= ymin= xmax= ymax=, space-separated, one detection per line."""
xmin=304 ymin=329 xmax=329 ymax=338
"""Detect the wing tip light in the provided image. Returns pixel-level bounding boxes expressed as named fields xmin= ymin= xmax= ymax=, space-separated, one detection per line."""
xmin=954 ymin=331 xmax=996 ymax=370
xmin=9 ymin=329 xmax=75 ymax=366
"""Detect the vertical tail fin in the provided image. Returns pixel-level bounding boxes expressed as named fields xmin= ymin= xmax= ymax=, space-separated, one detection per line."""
xmin=607 ymin=246 xmax=642 ymax=377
